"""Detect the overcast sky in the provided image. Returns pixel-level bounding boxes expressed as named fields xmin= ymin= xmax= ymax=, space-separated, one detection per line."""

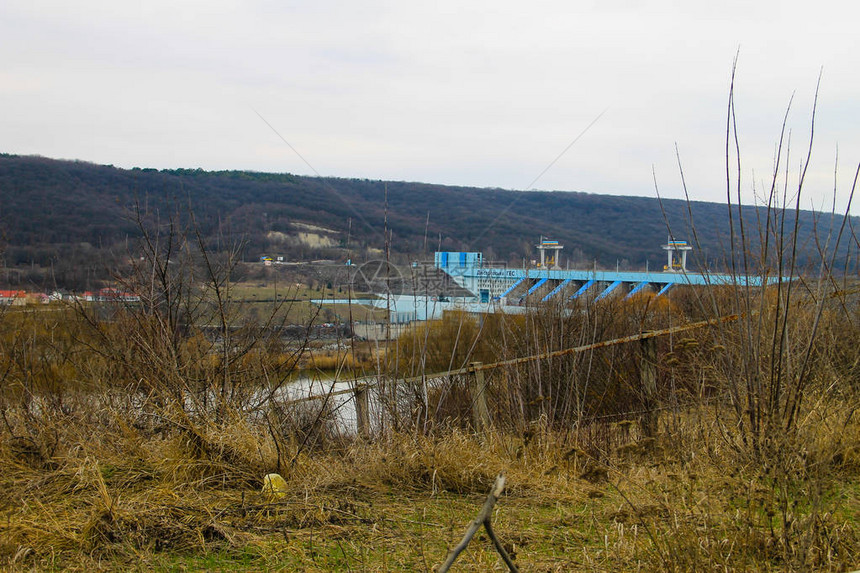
xmin=2 ymin=1 xmax=859 ymax=214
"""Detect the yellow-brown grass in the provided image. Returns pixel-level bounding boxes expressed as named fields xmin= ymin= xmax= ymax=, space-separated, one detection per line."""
xmin=1 ymin=275 xmax=858 ymax=570
xmin=1 ymin=395 xmax=858 ymax=571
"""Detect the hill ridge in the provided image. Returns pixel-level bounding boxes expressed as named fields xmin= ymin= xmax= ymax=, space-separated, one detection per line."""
xmin=0 ymin=153 xmax=849 ymax=289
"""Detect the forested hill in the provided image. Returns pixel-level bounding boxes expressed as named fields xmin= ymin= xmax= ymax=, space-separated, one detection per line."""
xmin=0 ymin=153 xmax=851 ymax=286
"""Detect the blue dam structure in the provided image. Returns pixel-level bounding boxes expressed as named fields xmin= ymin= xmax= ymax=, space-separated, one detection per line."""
xmin=433 ymin=241 xmax=781 ymax=306
xmin=315 ymin=239 xmax=788 ymax=328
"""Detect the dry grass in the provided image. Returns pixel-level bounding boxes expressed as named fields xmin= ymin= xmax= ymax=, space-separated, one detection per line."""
xmin=301 ymin=346 xmax=377 ymax=373
xmin=1 ymin=397 xmax=858 ymax=572
xmin=2 ymin=284 xmax=859 ymax=571
xmin=1 ymin=281 xmax=858 ymax=571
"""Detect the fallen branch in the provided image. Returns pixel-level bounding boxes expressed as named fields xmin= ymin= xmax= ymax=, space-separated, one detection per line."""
xmin=437 ymin=473 xmax=518 ymax=572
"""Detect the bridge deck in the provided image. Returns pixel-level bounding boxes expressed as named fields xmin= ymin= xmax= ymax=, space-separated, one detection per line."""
xmin=467 ymin=267 xmax=771 ymax=286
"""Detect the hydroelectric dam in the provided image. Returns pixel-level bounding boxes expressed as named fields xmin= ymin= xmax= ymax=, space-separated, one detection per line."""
xmin=314 ymin=239 xmax=785 ymax=325
xmin=434 ymin=238 xmax=778 ymax=307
